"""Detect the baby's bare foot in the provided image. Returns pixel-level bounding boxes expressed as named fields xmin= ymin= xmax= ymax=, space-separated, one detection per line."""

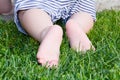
xmin=66 ymin=19 xmax=95 ymax=52
xmin=37 ymin=25 xmax=63 ymax=67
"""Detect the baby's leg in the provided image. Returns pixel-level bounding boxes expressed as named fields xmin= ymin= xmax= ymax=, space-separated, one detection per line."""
xmin=18 ymin=9 xmax=63 ymax=67
xmin=66 ymin=12 xmax=95 ymax=52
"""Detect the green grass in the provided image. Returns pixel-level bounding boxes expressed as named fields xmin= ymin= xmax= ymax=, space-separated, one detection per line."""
xmin=0 ymin=10 xmax=120 ymax=80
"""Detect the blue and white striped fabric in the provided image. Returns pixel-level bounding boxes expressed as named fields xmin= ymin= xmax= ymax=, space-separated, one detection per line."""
xmin=14 ymin=0 xmax=96 ymax=34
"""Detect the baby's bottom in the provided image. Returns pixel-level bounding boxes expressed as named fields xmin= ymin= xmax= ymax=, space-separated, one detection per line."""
xmin=18 ymin=9 xmax=63 ymax=67
xmin=66 ymin=12 xmax=95 ymax=52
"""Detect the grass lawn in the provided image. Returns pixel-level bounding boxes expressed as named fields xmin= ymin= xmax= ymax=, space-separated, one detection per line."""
xmin=0 ymin=10 xmax=120 ymax=80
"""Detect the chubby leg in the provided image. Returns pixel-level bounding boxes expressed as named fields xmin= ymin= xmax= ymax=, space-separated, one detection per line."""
xmin=18 ymin=9 xmax=63 ymax=67
xmin=66 ymin=12 xmax=95 ymax=52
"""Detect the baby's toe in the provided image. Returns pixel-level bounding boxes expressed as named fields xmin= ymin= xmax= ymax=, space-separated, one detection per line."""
xmin=48 ymin=60 xmax=58 ymax=67
xmin=38 ymin=58 xmax=58 ymax=68
xmin=38 ymin=58 xmax=47 ymax=66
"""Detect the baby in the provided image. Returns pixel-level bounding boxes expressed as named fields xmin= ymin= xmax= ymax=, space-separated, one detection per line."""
xmin=14 ymin=0 xmax=96 ymax=67
xmin=0 ymin=0 xmax=12 ymax=14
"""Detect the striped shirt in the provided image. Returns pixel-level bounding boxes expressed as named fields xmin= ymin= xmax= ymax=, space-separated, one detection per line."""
xmin=14 ymin=0 xmax=96 ymax=33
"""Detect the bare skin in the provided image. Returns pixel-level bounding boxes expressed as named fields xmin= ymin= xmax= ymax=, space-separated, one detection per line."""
xmin=18 ymin=9 xmax=63 ymax=67
xmin=0 ymin=0 xmax=12 ymax=14
xmin=37 ymin=25 xmax=63 ymax=67
xmin=66 ymin=12 xmax=95 ymax=52
xmin=18 ymin=9 xmax=95 ymax=67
